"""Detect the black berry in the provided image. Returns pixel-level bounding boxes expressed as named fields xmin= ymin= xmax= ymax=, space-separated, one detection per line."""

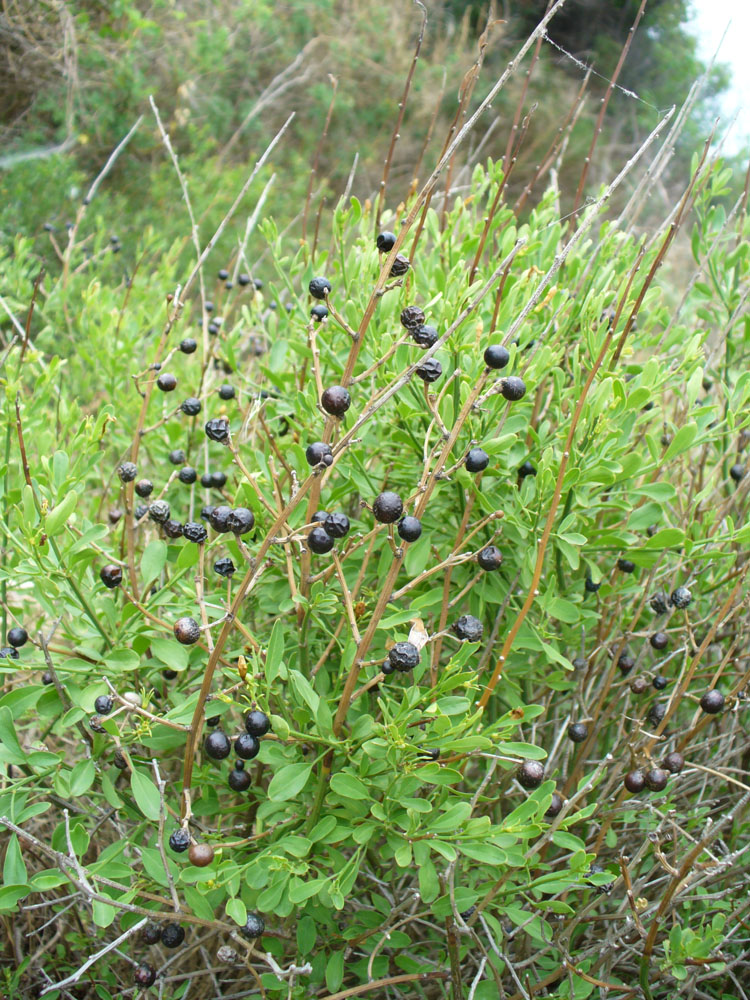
xmin=670 ymin=586 xmax=692 ymax=609
xmin=412 ymin=324 xmax=438 ymax=349
xmin=567 ymin=722 xmax=588 ymax=743
xmin=500 ymin=376 xmax=526 ymax=401
xmin=205 ymin=417 xmax=230 ymax=443
xmin=306 ymin=441 xmax=333 ymax=467
xmin=245 ymin=710 xmax=271 ymax=737
xmin=148 ymin=501 xmax=171 ymax=524
xmin=373 ymin=491 xmax=403 ymax=523
xmin=157 ymin=373 xmax=177 ymax=392
xmin=650 ymin=631 xmax=669 ymax=650
xmin=624 ymin=769 xmax=645 ymax=793
xmin=168 ymin=828 xmax=191 ymax=853
xmin=228 ymin=765 xmax=252 ymax=791
xmin=585 ymin=576 xmax=601 ymax=593
xmin=652 ymin=675 xmax=668 ymax=690
xmin=238 ymin=273 xmax=251 ymax=286
xmin=209 ymin=505 xmax=232 ymax=532
xmin=217 ymin=268 xmax=229 ymax=280
xmin=210 ymin=471 xmax=227 ymax=488
xmin=400 ymin=305 xmax=425 ymax=331
xmin=397 ymin=516 xmax=422 ymax=542
xmin=308 ymin=526 xmax=334 ymax=554
xmin=518 ymin=460 xmax=536 ymax=478
xmin=142 ymin=922 xmax=161 ymax=945
xmin=7 ymin=627 xmax=28 ymax=648
xmin=618 ymin=653 xmax=635 ymax=675
xmin=699 ymin=689 xmax=724 ymax=714
xmin=118 ymin=462 xmax=138 ymax=483
xmin=452 ymin=615 xmax=483 ymax=642
xmin=617 ymin=558 xmax=636 ymax=573
xmin=648 ymin=702 xmax=666 ymax=727
xmin=321 ymin=386 xmax=351 ymax=416
xmin=134 ymin=963 xmax=156 ymax=987
xmin=214 ymin=557 xmax=236 ymax=578
xmin=388 ymin=641 xmax=420 ymax=672
xmin=178 ymin=466 xmax=197 ymax=484
xmin=644 ymin=767 xmax=669 ymax=791
xmin=663 ymin=751 xmax=685 ymax=774
xmin=390 ymin=254 xmax=410 ymax=276
xmin=484 ymin=344 xmax=510 ymax=369
xmin=200 ymin=505 xmax=215 ymax=521
xmin=174 ymin=617 xmax=201 ymax=645
xmin=630 ymin=676 xmax=648 ymax=695
xmin=240 ymin=913 xmax=265 ymax=939
xmin=218 ymin=384 xmax=235 ymax=400
xmin=135 ymin=479 xmax=153 ymax=498
xmin=204 ymin=730 xmax=232 ymax=760
xmin=729 ymin=463 xmax=744 ymax=482
xmin=309 ymin=276 xmax=332 ymax=300
xmin=376 ymin=231 xmax=396 ymax=252
xmin=100 ymin=564 xmax=123 ymax=589
xmin=168 ymin=449 xmax=186 ymax=465
xmin=183 ymin=521 xmax=208 ymax=544
xmin=161 ymin=923 xmax=185 ymax=948
xmin=95 ymin=695 xmax=113 ymax=715
xmin=477 ymin=546 xmax=503 ymax=571
xmin=181 ymin=397 xmax=202 ymax=416
xmin=465 ymin=448 xmax=489 ymax=474
xmin=324 ymin=512 xmax=350 ymax=538
xmin=135 ymin=505 xmax=148 ymax=520
xmin=312 ymin=510 xmax=329 ymax=523
xmin=517 ymin=760 xmax=544 ymax=789
xmin=311 ymin=304 xmax=328 ymax=322
xmin=227 ymin=508 xmax=254 ymax=535
xmin=545 ymin=791 xmax=564 ymax=817
xmin=650 ymin=593 xmax=669 ymax=614
xmin=415 ymin=358 xmax=442 ymax=383
xmin=235 ymin=733 xmax=260 ymax=760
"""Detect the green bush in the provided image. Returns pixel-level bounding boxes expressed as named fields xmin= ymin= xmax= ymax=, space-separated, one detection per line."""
xmin=1 ymin=19 xmax=749 ymax=1000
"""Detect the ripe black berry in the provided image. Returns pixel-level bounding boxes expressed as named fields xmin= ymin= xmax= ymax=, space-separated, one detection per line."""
xmin=205 ymin=417 xmax=230 ymax=443
xmin=644 ymin=767 xmax=669 ymax=791
xmin=240 ymin=913 xmax=265 ymax=939
xmin=517 ymin=760 xmax=545 ymax=789
xmin=95 ymin=695 xmax=113 ymax=715
xmin=100 ymin=564 xmax=123 ymax=589
xmin=113 ymin=748 xmax=129 ymax=769
xmin=311 ymin=304 xmax=328 ymax=322
xmin=700 ymin=689 xmax=724 ymax=714
xmin=465 ymin=448 xmax=489 ymax=474
xmin=207 ymin=322 xmax=219 ymax=335
xmin=650 ymin=593 xmax=669 ymax=614
xmin=227 ymin=507 xmax=254 ymax=535
xmin=245 ymin=710 xmax=271 ymax=737
xmin=169 ymin=827 xmax=191 ymax=853
xmin=308 ymin=526 xmax=334 ymax=554
xmin=477 ymin=546 xmax=503 ymax=571
xmin=180 ymin=338 xmax=197 ymax=354
xmin=670 ymin=586 xmax=692 ymax=609
xmin=415 ymin=358 xmax=442 ymax=383
xmin=134 ymin=963 xmax=156 ymax=987
xmin=648 ymin=702 xmax=666 ymax=727
xmin=730 ymin=463 xmax=745 ymax=483
xmin=649 ymin=631 xmax=668 ymax=651
xmin=663 ymin=751 xmax=685 ymax=774
xmin=324 ymin=512 xmax=350 ymax=538
xmin=373 ymin=491 xmax=403 ymax=523
xmin=211 ymin=471 xmax=227 ymax=488
xmin=204 ymin=730 xmax=232 ymax=760
xmin=397 ymin=516 xmax=422 ymax=542
xmin=168 ymin=449 xmax=186 ymax=465
xmin=235 ymin=733 xmax=260 ymax=760
xmin=161 ymin=923 xmax=185 ymax=948
xmin=484 ymin=344 xmax=510 ymax=369
xmin=174 ymin=617 xmax=201 ymax=645
xmin=542 ymin=792 xmax=563 ymax=820
xmin=179 ymin=466 xmax=197 ymax=484
xmin=500 ymin=376 xmax=526 ymax=401
xmin=381 ymin=659 xmax=395 ymax=675
xmin=238 ymin=273 xmax=251 ymax=286
xmin=306 ymin=441 xmax=333 ymax=467
xmin=400 ymin=305 xmax=425 ymax=331
xmin=41 ymin=670 xmax=54 ymax=683
xmin=108 ymin=508 xmax=123 ymax=524
xmin=617 ymin=558 xmax=636 ymax=573
xmin=390 ymin=254 xmax=410 ymax=276
xmin=624 ymin=769 xmax=645 ymax=793
xmin=218 ymin=384 xmax=235 ymax=400
xmin=135 ymin=479 xmax=153 ymax=498
xmin=452 ymin=615 xmax=483 ymax=642
xmin=135 ymin=505 xmax=148 ymax=520
xmin=618 ymin=653 xmax=635 ymax=675
xmin=200 ymin=505 xmax=215 ymax=521
xmin=312 ymin=510 xmax=329 ymax=523
xmin=118 ymin=462 xmax=138 ymax=483
xmin=148 ymin=501 xmax=171 ymax=524
xmin=309 ymin=276 xmax=332 ymax=300
xmin=218 ymin=268 xmax=229 ymax=280
xmin=142 ymin=922 xmax=161 ymax=945
xmin=183 ymin=521 xmax=208 ymax=544
xmin=518 ymin=460 xmax=536 ymax=478
xmin=228 ymin=765 xmax=252 ymax=791
xmin=181 ymin=397 xmax=201 ymax=416
xmin=388 ymin=641 xmax=420 ymax=672
xmin=584 ymin=576 xmax=601 ymax=593
xmin=567 ymin=722 xmax=588 ymax=743
xmin=214 ymin=557 xmax=236 ymax=578
xmin=209 ymin=505 xmax=232 ymax=532
xmin=652 ymin=675 xmax=668 ymax=690
xmin=412 ymin=324 xmax=438 ymax=348
xmin=7 ymin=627 xmax=28 ymax=648
xmin=376 ymin=231 xmax=396 ymax=252
xmin=321 ymin=386 xmax=351 ymax=416
xmin=157 ymin=373 xmax=177 ymax=392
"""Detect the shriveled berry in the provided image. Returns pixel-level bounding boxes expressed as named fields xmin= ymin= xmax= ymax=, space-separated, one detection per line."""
xmin=168 ymin=449 xmax=186 ymax=465
xmin=321 ymin=386 xmax=351 ymax=416
xmin=412 ymin=324 xmax=438 ymax=348
xmin=161 ymin=923 xmax=185 ymax=948
xmin=308 ymin=526 xmax=334 ymax=554
xmin=179 ymin=466 xmax=197 ymax=484
xmin=135 ymin=505 xmax=148 ymax=520
xmin=663 ymin=751 xmax=685 ymax=774
xmin=373 ymin=491 xmax=403 ymax=523
xmin=545 ymin=791 xmax=564 ymax=817
xmin=8 ymin=627 xmax=28 ymax=648
xmin=135 ymin=479 xmax=153 ymax=498
xmin=388 ymin=641 xmax=420 ymax=672
xmin=188 ymin=843 xmax=214 ymax=867
xmin=228 ymin=765 xmax=252 ymax=791
xmin=148 ymin=501 xmax=170 ymax=524
xmin=500 ymin=376 xmax=526 ymax=401
xmin=645 ymin=767 xmax=669 ymax=791
xmin=168 ymin=828 xmax=191 ymax=853
xmin=205 ymin=417 xmax=230 ymax=442
xmin=180 ymin=338 xmax=197 ymax=354
xmin=227 ymin=507 xmax=254 ymax=535
xmin=218 ymin=384 xmax=235 ymax=400
xmin=517 ymin=760 xmax=544 ymax=789
xmin=309 ymin=276 xmax=332 ymax=300
xmin=400 ymin=305 xmax=425 ymax=331
xmin=240 ymin=913 xmax=265 ymax=939
xmin=157 ymin=373 xmax=177 ymax=392
xmin=390 ymin=253 xmax=410 ymax=276
xmin=465 ymin=448 xmax=489 ymax=474
xmin=118 ymin=462 xmax=138 ymax=483
xmin=484 ymin=344 xmax=510 ymax=369
xmin=324 ymin=512 xmax=350 ymax=538
xmin=310 ymin=304 xmax=328 ymax=322
xmin=567 ymin=722 xmax=588 ymax=743
xmin=100 ymin=564 xmax=123 ymax=589
xmin=183 ymin=521 xmax=208 ymax=544
xmin=235 ymin=733 xmax=260 ymax=760
xmin=95 ymin=695 xmax=113 ymax=715
xmin=415 ymin=358 xmax=442 ymax=383
xmin=113 ymin=748 xmax=129 ymax=769
xmin=700 ymin=689 xmax=724 ymax=714
xmin=204 ymin=730 xmax=232 ymax=760
xmin=397 ymin=516 xmax=422 ymax=542
xmin=181 ymin=397 xmax=201 ymax=416
xmin=624 ymin=769 xmax=645 ymax=793
xmin=306 ymin=441 xmax=333 ymax=467
xmin=650 ymin=593 xmax=669 ymax=614
xmin=209 ymin=505 xmax=232 ymax=532
xmin=134 ymin=963 xmax=156 ymax=987
xmin=650 ymin=632 xmax=668 ymax=650
xmin=174 ymin=617 xmax=201 ymax=645
xmin=453 ymin=615 xmax=483 ymax=642
xmin=630 ymin=676 xmax=648 ymax=695
xmin=477 ymin=546 xmax=503 ymax=571
xmin=245 ymin=710 xmax=271 ymax=737
xmin=89 ymin=715 xmax=105 ymax=733
xmin=617 ymin=558 xmax=636 ymax=573
xmin=670 ymin=586 xmax=692 ymax=609
xmin=376 ymin=231 xmax=396 ymax=252
xmin=214 ymin=557 xmax=236 ymax=578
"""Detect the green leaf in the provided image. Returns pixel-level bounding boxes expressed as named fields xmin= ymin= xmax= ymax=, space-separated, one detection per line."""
xmin=325 ymin=950 xmax=345 ymax=993
xmin=267 ymin=763 xmax=313 ymax=802
xmin=130 ymin=768 xmax=161 ymax=820
xmin=418 ymin=859 xmax=439 ymax=902
xmin=3 ymin=835 xmax=28 ymax=886
xmin=226 ymin=897 xmax=247 ymax=926
xmin=662 ymin=423 xmax=698 ymax=460
xmin=140 ymin=539 xmax=167 ymax=582
xmin=329 ymin=773 xmax=370 ymax=801
xmin=0 ymin=706 xmax=26 ymax=764
xmin=69 ymin=759 xmax=96 ymax=796
xmin=45 ymin=490 xmax=80 ymax=536
xmin=0 ymin=884 xmax=30 ymax=911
